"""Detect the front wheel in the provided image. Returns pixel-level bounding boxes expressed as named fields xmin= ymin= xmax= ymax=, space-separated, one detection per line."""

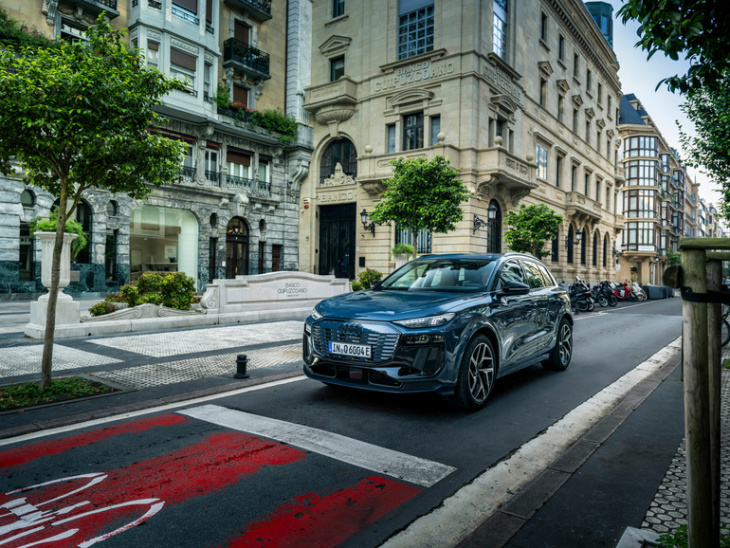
xmin=543 ymin=318 xmax=573 ymax=371
xmin=636 ymin=293 xmax=646 ymax=302
xmin=607 ymin=294 xmax=618 ymax=307
xmin=628 ymin=293 xmax=637 ymax=302
xmin=597 ymin=295 xmax=608 ymax=307
xmin=587 ymin=298 xmax=595 ymax=312
xmin=453 ymin=335 xmax=496 ymax=411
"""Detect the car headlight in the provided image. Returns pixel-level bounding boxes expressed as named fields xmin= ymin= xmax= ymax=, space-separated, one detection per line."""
xmin=393 ymin=313 xmax=455 ymax=329
xmin=310 ymin=308 xmax=322 ymax=321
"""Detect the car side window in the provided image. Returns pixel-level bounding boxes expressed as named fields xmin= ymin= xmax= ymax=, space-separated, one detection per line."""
xmin=496 ymin=261 xmax=526 ymax=290
xmin=536 ymin=262 xmax=556 ymax=288
xmin=522 ymin=261 xmax=545 ymax=290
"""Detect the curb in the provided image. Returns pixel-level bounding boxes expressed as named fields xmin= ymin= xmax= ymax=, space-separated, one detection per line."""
xmin=0 ymin=370 xmax=304 ymax=441
xmin=456 ymin=351 xmax=682 ymax=548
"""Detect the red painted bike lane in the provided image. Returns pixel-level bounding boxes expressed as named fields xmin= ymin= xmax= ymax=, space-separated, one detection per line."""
xmin=0 ymin=414 xmax=421 ymax=547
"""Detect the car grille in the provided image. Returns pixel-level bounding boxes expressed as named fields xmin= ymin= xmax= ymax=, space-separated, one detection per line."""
xmin=312 ymin=324 xmax=400 ymax=363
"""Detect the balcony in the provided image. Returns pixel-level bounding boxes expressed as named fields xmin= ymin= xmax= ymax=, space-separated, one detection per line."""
xmin=65 ymin=0 xmax=119 ymax=18
xmin=474 ymin=147 xmax=537 ymax=203
xmin=565 ymin=191 xmax=603 ymax=224
xmin=206 ymin=170 xmax=222 ymax=187
xmin=179 ymin=165 xmax=196 ymax=182
xmin=224 ymin=175 xmax=272 ymax=197
xmin=222 ymin=39 xmax=271 ymax=80
xmin=223 ymin=0 xmax=272 ymax=21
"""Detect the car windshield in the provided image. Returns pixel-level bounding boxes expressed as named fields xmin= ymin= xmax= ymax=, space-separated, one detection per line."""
xmin=380 ymin=258 xmax=497 ymax=292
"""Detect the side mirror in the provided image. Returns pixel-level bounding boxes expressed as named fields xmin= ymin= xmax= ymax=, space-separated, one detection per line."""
xmin=498 ymin=281 xmax=530 ymax=296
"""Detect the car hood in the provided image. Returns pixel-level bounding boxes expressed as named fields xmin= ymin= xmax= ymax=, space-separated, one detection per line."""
xmin=314 ymin=289 xmax=486 ymax=321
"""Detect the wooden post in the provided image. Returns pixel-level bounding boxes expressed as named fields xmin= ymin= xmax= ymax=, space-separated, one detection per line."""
xmin=706 ymin=259 xmax=721 ymax=545
xmin=682 ymin=248 xmax=712 ymax=547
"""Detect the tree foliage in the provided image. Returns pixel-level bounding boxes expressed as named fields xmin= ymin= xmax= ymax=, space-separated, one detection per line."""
xmin=369 ymin=156 xmax=470 ymax=250
xmin=0 ymin=15 xmax=186 ymax=387
xmin=617 ymin=0 xmax=730 ymax=94
xmin=678 ymin=75 xmax=730 ymax=219
xmin=504 ymin=204 xmax=563 ymax=259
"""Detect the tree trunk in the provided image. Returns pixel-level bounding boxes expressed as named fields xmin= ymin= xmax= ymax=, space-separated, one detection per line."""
xmin=40 ymin=187 xmax=70 ymax=389
xmin=411 ymin=230 xmax=417 ymax=257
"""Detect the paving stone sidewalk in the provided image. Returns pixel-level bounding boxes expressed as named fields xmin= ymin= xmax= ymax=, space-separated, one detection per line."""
xmin=640 ymin=353 xmax=730 ymax=535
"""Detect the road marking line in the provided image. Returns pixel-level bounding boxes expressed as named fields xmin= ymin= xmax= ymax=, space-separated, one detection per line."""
xmin=381 ymin=336 xmax=682 ymax=548
xmin=180 ymin=404 xmax=456 ymax=488
xmin=0 ymin=377 xmax=306 ymax=448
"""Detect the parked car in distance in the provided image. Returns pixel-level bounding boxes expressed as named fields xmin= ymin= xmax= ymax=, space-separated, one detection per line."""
xmin=302 ymin=253 xmax=573 ymax=410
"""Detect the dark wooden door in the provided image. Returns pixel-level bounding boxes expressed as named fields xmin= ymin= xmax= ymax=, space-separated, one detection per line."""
xmin=319 ymin=203 xmax=356 ymax=280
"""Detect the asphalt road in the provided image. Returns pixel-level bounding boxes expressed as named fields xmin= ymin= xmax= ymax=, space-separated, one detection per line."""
xmin=0 ymin=298 xmax=683 ymax=547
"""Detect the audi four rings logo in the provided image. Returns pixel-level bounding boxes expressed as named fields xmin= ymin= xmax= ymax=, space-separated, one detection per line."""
xmin=338 ymin=323 xmax=363 ymax=337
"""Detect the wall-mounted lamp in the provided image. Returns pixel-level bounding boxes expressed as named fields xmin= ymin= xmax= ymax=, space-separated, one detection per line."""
xmin=473 ymin=202 xmax=498 ymax=234
xmin=565 ymin=228 xmax=582 ymax=250
xmin=360 ymin=209 xmax=375 ymax=236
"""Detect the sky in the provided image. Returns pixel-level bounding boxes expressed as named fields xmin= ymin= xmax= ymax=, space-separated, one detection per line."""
xmin=601 ymin=0 xmax=722 ymax=210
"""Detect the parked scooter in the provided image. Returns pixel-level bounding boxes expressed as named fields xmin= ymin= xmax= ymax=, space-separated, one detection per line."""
xmin=632 ymin=282 xmax=647 ymax=302
xmin=598 ymin=280 xmax=618 ymax=307
xmin=569 ymin=279 xmax=595 ymax=312
xmin=613 ymin=282 xmax=637 ymax=302
xmin=592 ymin=284 xmax=608 ymax=307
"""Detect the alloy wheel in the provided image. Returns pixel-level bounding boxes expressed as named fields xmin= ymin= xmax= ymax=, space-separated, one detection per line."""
xmin=468 ymin=342 xmax=495 ymax=403
xmin=558 ymin=323 xmax=572 ymax=365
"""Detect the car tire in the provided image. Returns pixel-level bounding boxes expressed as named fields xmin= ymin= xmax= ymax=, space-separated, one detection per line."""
xmin=543 ymin=318 xmax=573 ymax=371
xmin=453 ymin=334 xmax=496 ymax=411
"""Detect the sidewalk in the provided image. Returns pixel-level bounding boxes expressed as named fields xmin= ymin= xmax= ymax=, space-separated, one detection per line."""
xmin=0 ymin=298 xmax=726 ymax=547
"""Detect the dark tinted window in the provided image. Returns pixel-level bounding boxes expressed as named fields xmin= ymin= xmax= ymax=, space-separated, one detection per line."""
xmin=522 ymin=261 xmax=544 ymax=289
xmin=496 ymin=260 xmax=525 ymax=290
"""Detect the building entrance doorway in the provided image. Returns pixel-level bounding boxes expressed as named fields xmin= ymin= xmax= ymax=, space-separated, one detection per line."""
xmin=319 ymin=203 xmax=356 ymax=280
xmin=226 ymin=217 xmax=249 ymax=278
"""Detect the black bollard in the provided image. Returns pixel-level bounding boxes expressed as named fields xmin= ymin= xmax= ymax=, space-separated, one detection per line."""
xmin=234 ymin=353 xmax=250 ymax=379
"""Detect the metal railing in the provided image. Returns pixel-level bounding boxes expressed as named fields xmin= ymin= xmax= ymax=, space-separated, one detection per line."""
xmin=205 ymin=170 xmax=221 ymax=186
xmin=172 ymin=5 xmax=199 ymax=24
xmin=222 ymin=39 xmax=270 ymax=77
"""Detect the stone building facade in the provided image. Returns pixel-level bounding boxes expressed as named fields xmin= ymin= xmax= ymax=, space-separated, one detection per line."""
xmin=299 ymin=0 xmax=625 ymax=283
xmin=0 ymin=0 xmax=313 ymax=296
xmin=617 ymin=93 xmax=700 ymax=285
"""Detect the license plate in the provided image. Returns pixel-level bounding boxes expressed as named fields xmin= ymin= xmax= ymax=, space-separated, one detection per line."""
xmin=328 ymin=341 xmax=372 ymax=359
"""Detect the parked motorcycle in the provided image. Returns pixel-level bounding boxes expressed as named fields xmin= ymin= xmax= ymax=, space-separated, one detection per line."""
xmin=592 ymin=285 xmax=608 ymax=307
xmin=598 ymin=280 xmax=618 ymax=307
xmin=613 ymin=282 xmax=637 ymax=302
xmin=569 ymin=279 xmax=595 ymax=312
xmin=632 ymin=282 xmax=647 ymax=302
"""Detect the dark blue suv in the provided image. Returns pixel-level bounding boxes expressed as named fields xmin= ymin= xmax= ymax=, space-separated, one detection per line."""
xmin=303 ymin=253 xmax=573 ymax=410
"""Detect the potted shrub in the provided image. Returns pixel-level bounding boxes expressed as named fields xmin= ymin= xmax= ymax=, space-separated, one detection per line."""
xmin=390 ymin=243 xmax=414 ymax=270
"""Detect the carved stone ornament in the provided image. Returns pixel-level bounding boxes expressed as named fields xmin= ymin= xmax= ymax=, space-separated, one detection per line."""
xmin=584 ymin=107 xmax=596 ymax=119
xmin=537 ymin=61 xmax=554 ymax=79
xmin=322 ymin=163 xmax=356 ymax=186
xmin=314 ymin=108 xmax=355 ymax=125
xmin=571 ymin=94 xmax=584 ymax=108
xmin=42 ymin=0 xmax=59 ymax=25
xmin=556 ymin=79 xmax=570 ymax=94
xmin=359 ymin=179 xmax=386 ymax=196
xmin=596 ymin=118 xmax=606 ymax=130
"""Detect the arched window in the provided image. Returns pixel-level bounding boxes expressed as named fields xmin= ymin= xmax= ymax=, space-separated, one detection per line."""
xmin=603 ymin=234 xmax=608 ymax=267
xmin=487 ymin=200 xmax=502 ymax=254
xmin=106 ymin=200 xmax=118 ymax=217
xmin=226 ymin=217 xmax=249 ymax=278
xmin=551 ymin=235 xmax=559 ymax=263
xmin=320 ymin=138 xmax=357 ymax=184
xmin=580 ymin=228 xmax=587 ymax=265
xmin=592 ymin=231 xmax=598 ymax=266
xmin=21 ymin=189 xmax=35 ymax=208
xmin=567 ymin=226 xmax=574 ymax=264
xmin=54 ymin=199 xmax=92 ymax=264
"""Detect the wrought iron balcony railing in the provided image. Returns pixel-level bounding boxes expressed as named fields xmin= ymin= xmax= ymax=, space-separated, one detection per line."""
xmin=206 ymin=170 xmax=222 ymax=186
xmin=180 ymin=165 xmax=196 ymax=181
xmin=226 ymin=175 xmax=254 ymax=189
xmin=223 ymin=0 xmax=271 ymax=21
xmin=222 ymin=39 xmax=270 ymax=79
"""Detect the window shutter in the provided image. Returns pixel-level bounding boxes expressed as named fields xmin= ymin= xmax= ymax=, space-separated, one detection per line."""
xmin=233 ymin=85 xmax=249 ymax=105
xmin=227 ymin=149 xmax=251 ymax=166
xmin=170 ymin=48 xmax=197 ymax=71
xmin=172 ymin=0 xmax=197 ymax=14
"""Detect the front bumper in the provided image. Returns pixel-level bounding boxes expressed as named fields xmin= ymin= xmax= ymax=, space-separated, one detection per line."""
xmin=302 ymin=319 xmax=454 ymax=395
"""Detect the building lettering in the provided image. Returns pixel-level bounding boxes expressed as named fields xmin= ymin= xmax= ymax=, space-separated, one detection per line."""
xmin=318 ymin=191 xmax=355 ymax=203
xmin=374 ymin=61 xmax=456 ymax=92
xmin=481 ymin=63 xmax=522 ymax=103
xmin=277 ymin=282 xmax=307 ymax=297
